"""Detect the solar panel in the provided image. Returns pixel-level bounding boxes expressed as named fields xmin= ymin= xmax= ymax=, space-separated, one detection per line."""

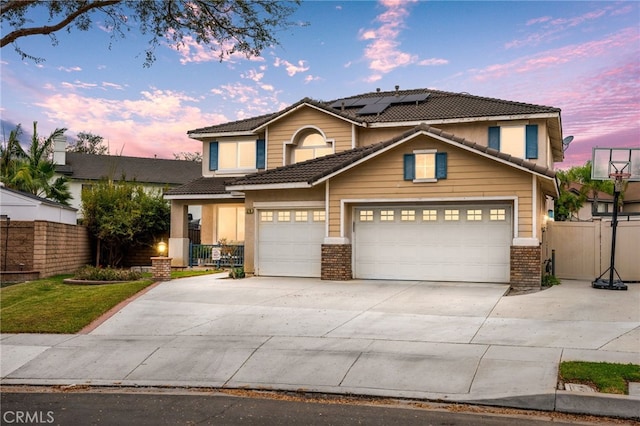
xmin=376 ymin=95 xmax=403 ymax=104
xmin=357 ymin=103 xmax=389 ymax=115
xmin=399 ymin=93 xmax=429 ymax=103
xmin=329 ymin=97 xmax=361 ymax=108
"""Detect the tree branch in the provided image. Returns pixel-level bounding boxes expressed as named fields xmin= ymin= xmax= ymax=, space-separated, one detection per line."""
xmin=1 ymin=0 xmax=122 ymax=47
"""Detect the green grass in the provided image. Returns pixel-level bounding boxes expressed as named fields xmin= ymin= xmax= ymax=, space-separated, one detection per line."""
xmin=559 ymin=361 xmax=640 ymax=395
xmin=0 ymin=269 xmax=221 ymax=334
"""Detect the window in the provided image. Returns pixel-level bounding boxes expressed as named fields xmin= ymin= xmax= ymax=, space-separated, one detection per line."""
xmin=209 ymin=139 xmax=265 ymax=171
xmin=490 ymin=209 xmax=506 ymax=221
xmin=218 ymin=206 xmax=245 ymax=242
xmin=401 ymin=210 xmax=415 ymax=221
xmin=290 ymin=129 xmax=333 ymax=164
xmin=467 ymin=209 xmax=482 ymax=221
xmin=359 ymin=210 xmax=373 ymax=222
xmin=313 ymin=210 xmax=326 ymax=222
xmin=295 ymin=211 xmax=308 ymax=222
xmin=381 ymin=210 xmax=394 ymax=221
xmin=488 ymin=125 xmax=538 ymax=159
xmin=278 ymin=211 xmax=291 ymax=222
xmin=422 ymin=210 xmax=437 ymax=221
xmin=404 ymin=151 xmax=447 ymax=181
xmin=444 ymin=209 xmax=459 ymax=221
xmin=260 ymin=211 xmax=273 ymax=222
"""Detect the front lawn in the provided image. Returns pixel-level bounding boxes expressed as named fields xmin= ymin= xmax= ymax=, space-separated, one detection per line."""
xmin=0 ymin=275 xmax=155 ymax=334
xmin=559 ymin=361 xmax=640 ymax=395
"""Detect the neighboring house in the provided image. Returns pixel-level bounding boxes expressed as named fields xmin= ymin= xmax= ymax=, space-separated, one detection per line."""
xmin=0 ymin=184 xmax=78 ymax=225
xmin=567 ymin=181 xmax=640 ymax=221
xmin=165 ymin=87 xmax=564 ymax=289
xmin=53 ymin=147 xmax=202 ymax=221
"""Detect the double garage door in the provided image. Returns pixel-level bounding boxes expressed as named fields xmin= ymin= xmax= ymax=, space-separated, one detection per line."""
xmin=354 ymin=205 xmax=512 ymax=282
xmin=256 ymin=204 xmax=512 ymax=282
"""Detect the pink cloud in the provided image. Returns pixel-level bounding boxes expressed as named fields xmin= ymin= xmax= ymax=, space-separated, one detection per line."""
xmin=32 ymin=88 xmax=225 ymax=159
xmin=170 ymin=33 xmax=264 ymax=65
xmin=474 ymin=27 xmax=638 ymax=81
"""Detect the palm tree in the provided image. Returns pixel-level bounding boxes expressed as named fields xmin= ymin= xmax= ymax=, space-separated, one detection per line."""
xmin=2 ymin=122 xmax=72 ymax=205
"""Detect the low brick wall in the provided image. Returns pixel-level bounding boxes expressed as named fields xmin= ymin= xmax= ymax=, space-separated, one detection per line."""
xmin=321 ymin=244 xmax=352 ymax=280
xmin=510 ymin=245 xmax=541 ymax=292
xmin=1 ymin=220 xmax=91 ymax=279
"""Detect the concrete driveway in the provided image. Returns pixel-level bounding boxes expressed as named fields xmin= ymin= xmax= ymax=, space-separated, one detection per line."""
xmin=2 ymin=276 xmax=639 ymax=416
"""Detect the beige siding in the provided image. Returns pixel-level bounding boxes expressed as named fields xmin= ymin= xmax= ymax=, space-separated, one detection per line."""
xmin=243 ymin=186 xmax=326 ymax=275
xmin=327 ymin=134 xmax=533 ymax=239
xmin=266 ymin=107 xmax=354 ymax=169
xmin=357 ymin=119 xmax=553 ymax=169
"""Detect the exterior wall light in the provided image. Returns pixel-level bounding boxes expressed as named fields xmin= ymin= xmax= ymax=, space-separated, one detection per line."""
xmin=157 ymin=241 xmax=167 ymax=256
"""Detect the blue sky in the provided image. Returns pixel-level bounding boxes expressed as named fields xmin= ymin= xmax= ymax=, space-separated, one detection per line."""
xmin=1 ymin=1 xmax=638 ymax=168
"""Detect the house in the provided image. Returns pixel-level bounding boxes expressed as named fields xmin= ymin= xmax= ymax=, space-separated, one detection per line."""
xmin=567 ymin=181 xmax=640 ymax=221
xmin=0 ymin=184 xmax=78 ymax=225
xmin=165 ymin=87 xmax=564 ymax=290
xmin=53 ymin=147 xmax=202 ymax=221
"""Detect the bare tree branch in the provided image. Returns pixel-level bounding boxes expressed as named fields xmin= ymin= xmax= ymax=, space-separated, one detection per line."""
xmin=1 ymin=0 xmax=122 ymax=47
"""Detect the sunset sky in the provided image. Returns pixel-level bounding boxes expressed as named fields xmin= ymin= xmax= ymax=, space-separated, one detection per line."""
xmin=1 ymin=1 xmax=638 ymax=168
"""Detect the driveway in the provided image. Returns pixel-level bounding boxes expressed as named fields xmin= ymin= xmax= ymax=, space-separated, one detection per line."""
xmin=2 ymin=276 xmax=639 ymax=414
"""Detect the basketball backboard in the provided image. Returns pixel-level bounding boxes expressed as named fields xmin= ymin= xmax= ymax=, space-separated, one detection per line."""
xmin=591 ymin=147 xmax=640 ymax=181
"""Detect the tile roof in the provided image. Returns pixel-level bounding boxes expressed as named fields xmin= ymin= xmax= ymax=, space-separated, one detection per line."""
xmin=227 ymin=124 xmax=556 ymax=188
xmin=188 ymin=88 xmax=561 ymax=136
xmin=164 ymin=176 xmax=233 ymax=196
xmin=0 ymin=185 xmax=77 ymax=210
xmin=58 ymin=153 xmax=202 ymax=185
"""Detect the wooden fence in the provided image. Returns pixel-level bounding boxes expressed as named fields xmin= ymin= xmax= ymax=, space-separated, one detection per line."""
xmin=544 ymin=219 xmax=640 ymax=281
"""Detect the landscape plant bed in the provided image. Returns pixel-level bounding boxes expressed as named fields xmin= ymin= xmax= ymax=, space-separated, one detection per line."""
xmin=63 ymin=278 xmax=145 ymax=285
xmin=559 ymin=361 xmax=640 ymax=395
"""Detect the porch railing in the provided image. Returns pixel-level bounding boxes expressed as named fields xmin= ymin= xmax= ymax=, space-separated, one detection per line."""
xmin=189 ymin=243 xmax=244 ymax=268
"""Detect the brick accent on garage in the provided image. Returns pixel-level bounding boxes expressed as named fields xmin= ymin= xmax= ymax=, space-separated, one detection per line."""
xmin=321 ymin=244 xmax=352 ymax=281
xmin=510 ymin=245 xmax=541 ymax=292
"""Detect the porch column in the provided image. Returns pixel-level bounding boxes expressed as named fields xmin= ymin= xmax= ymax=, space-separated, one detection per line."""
xmin=169 ymin=202 xmax=189 ymax=267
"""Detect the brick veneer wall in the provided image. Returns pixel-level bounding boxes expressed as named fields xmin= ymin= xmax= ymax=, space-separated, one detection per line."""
xmin=510 ymin=245 xmax=541 ymax=292
xmin=0 ymin=221 xmax=91 ymax=278
xmin=151 ymin=257 xmax=172 ymax=281
xmin=321 ymin=244 xmax=352 ymax=280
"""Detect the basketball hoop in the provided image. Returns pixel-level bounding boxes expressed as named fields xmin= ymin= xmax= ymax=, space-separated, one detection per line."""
xmin=590 ymin=147 xmax=639 ymax=291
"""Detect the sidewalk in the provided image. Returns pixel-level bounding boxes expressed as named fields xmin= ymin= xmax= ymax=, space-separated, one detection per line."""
xmin=2 ymin=276 xmax=639 ymax=419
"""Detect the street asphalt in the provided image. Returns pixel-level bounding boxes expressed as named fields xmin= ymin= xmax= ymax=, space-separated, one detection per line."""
xmin=1 ymin=274 xmax=639 ymax=419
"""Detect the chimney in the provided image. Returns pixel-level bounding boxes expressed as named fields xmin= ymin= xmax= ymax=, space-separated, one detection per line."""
xmin=53 ymin=134 xmax=67 ymax=166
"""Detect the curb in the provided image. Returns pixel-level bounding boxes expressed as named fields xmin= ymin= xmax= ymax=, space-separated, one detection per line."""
xmin=555 ymin=390 xmax=640 ymax=420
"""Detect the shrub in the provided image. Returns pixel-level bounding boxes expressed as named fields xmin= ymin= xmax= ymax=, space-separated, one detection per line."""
xmin=74 ymin=266 xmax=142 ymax=281
xmin=542 ymin=274 xmax=561 ymax=287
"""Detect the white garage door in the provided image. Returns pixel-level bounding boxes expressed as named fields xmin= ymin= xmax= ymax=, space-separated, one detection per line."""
xmin=354 ymin=205 xmax=512 ymax=282
xmin=257 ymin=209 xmax=326 ymax=277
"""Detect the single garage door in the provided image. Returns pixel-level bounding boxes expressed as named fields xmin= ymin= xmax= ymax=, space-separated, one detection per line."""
xmin=257 ymin=209 xmax=326 ymax=277
xmin=354 ymin=205 xmax=512 ymax=282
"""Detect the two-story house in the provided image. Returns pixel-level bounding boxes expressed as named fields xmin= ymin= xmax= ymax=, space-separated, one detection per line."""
xmin=165 ymin=87 xmax=563 ymax=290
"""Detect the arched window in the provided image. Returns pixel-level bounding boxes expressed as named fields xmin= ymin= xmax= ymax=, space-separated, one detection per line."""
xmin=289 ymin=128 xmax=334 ymax=164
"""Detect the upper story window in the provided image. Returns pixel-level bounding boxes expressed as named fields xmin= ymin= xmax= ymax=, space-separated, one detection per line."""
xmin=287 ymin=128 xmax=334 ymax=165
xmin=488 ymin=124 xmax=538 ymax=160
xmin=404 ymin=150 xmax=447 ymax=182
xmin=209 ymin=139 xmax=265 ymax=172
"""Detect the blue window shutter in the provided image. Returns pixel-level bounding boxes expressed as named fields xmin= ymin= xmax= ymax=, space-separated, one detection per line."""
xmin=525 ymin=125 xmax=538 ymax=159
xmin=435 ymin=152 xmax=447 ymax=179
xmin=488 ymin=126 xmax=500 ymax=150
xmin=403 ymin=154 xmax=415 ymax=180
xmin=256 ymin=139 xmax=266 ymax=169
xmin=209 ymin=141 xmax=218 ymax=171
